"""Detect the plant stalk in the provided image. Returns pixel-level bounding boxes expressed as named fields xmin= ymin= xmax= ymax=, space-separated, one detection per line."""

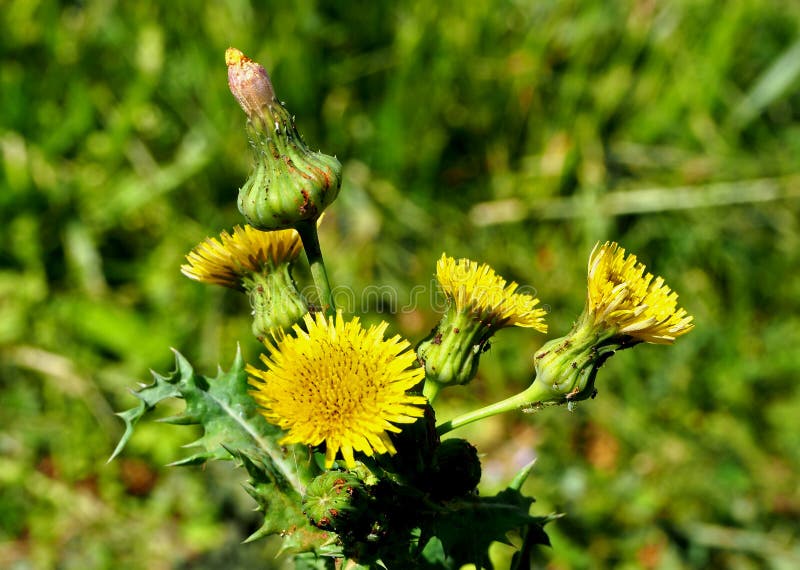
xmin=436 ymin=380 xmax=551 ymax=436
xmin=296 ymin=220 xmax=335 ymax=315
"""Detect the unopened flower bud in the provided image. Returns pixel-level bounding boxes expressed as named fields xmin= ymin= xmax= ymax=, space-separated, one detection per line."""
xmin=247 ymin=265 xmax=308 ymax=340
xmin=226 ymin=48 xmax=342 ymax=231
xmin=417 ymin=311 xmax=482 ymax=389
xmin=529 ymin=312 xmax=621 ymax=406
xmin=302 ymin=471 xmax=367 ymax=532
xmin=430 ymin=438 xmax=481 ymax=500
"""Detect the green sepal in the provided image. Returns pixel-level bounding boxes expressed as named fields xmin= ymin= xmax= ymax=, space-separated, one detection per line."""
xmin=238 ymin=108 xmax=342 ymax=231
xmin=417 ymin=309 xmax=488 ymax=392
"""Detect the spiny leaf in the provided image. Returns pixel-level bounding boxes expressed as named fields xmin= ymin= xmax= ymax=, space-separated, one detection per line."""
xmin=510 ymin=513 xmax=563 ymax=569
xmin=421 ymin=486 xmax=548 ymax=570
xmin=235 ymin=448 xmax=333 ymax=554
xmin=508 ymin=458 xmax=537 ymax=491
xmin=110 ymin=347 xmax=315 ymax=493
xmin=109 ymin=368 xmax=183 ymax=462
xmin=292 ymin=552 xmax=337 ymax=570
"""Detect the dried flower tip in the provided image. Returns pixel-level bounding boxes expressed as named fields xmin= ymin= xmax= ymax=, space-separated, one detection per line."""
xmin=181 ymin=225 xmax=302 ymax=290
xmin=225 ymin=47 xmax=276 ymax=121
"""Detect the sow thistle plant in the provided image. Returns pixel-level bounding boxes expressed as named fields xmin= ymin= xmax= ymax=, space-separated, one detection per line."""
xmin=112 ymin=48 xmax=694 ymax=569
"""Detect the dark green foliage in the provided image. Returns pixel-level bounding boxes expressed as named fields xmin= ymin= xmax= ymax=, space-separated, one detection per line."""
xmin=111 ymin=349 xmax=330 ymax=550
xmin=109 ymin=348 xmax=552 ymax=568
xmin=419 ymin=488 xmax=553 ymax=570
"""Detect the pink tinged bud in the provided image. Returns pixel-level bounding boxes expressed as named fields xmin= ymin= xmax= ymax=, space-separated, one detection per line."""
xmin=225 ymin=47 xmax=276 ymax=121
xmin=225 ymin=47 xmax=342 ymax=231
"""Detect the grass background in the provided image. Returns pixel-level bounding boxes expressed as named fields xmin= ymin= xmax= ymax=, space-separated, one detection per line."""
xmin=2 ymin=0 xmax=800 ymax=568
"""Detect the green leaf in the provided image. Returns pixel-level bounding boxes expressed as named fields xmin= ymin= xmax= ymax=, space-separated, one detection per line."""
xmin=418 ymin=535 xmax=449 ymax=569
xmin=110 ymin=347 xmax=315 ymax=493
xmin=422 ymin=486 xmax=551 ymax=570
xmin=236 ymin=449 xmax=333 ymax=554
xmin=292 ymin=552 xmax=337 ymax=570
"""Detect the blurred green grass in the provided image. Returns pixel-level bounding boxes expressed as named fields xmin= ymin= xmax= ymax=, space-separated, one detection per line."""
xmin=2 ymin=0 xmax=800 ymax=568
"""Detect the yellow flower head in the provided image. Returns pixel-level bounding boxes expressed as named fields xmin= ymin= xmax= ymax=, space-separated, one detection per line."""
xmin=436 ymin=254 xmax=547 ymax=331
xmin=247 ymin=311 xmax=427 ymax=469
xmin=587 ymin=241 xmax=694 ymax=344
xmin=181 ymin=225 xmax=302 ymax=290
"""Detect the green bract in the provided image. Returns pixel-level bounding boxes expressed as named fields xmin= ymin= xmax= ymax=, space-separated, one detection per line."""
xmin=302 ymin=471 xmax=367 ymax=532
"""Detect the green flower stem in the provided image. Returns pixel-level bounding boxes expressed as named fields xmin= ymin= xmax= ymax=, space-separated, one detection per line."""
xmin=436 ymin=380 xmax=552 ymax=436
xmin=422 ymin=379 xmax=441 ymax=402
xmin=296 ymin=220 xmax=335 ymax=315
xmin=437 ymin=320 xmax=628 ymax=435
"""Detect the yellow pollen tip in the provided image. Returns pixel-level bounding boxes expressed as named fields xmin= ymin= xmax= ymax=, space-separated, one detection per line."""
xmin=225 ymin=47 xmax=249 ymax=67
xmin=436 ymin=253 xmax=547 ymax=331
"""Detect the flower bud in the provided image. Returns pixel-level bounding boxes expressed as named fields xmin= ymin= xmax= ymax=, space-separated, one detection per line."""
xmin=417 ymin=310 xmax=487 ymax=389
xmin=302 ymin=471 xmax=367 ymax=532
xmin=246 ymin=265 xmax=308 ymax=340
xmin=226 ymin=48 xmax=342 ymax=231
xmin=430 ymin=438 xmax=481 ymax=500
xmin=528 ymin=311 xmax=622 ymax=407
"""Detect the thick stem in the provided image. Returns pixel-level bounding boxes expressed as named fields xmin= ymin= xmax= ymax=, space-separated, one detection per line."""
xmin=296 ymin=220 xmax=335 ymax=315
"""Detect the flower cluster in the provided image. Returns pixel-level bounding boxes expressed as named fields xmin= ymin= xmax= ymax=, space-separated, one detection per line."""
xmin=115 ymin=47 xmax=696 ymax=569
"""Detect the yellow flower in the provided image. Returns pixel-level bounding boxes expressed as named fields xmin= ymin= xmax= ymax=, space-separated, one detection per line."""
xmin=247 ymin=311 xmax=427 ymax=469
xmin=436 ymin=254 xmax=547 ymax=330
xmin=587 ymin=241 xmax=693 ymax=344
xmin=181 ymin=225 xmax=302 ymax=290
xmin=417 ymin=255 xmax=547 ymax=399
